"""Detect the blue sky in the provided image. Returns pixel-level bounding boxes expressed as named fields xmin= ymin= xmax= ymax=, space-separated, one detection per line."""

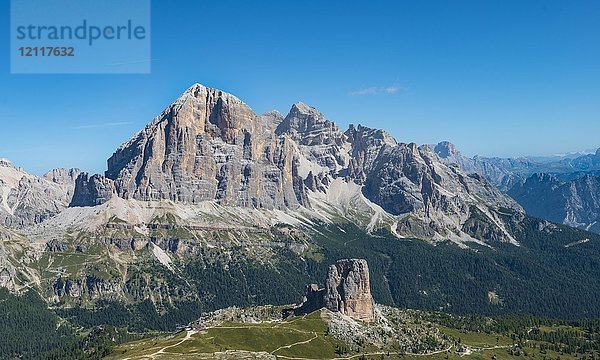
xmin=1 ymin=0 xmax=599 ymax=175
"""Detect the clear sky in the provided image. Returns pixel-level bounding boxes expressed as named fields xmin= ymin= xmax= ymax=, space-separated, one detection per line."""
xmin=1 ymin=0 xmax=599 ymax=175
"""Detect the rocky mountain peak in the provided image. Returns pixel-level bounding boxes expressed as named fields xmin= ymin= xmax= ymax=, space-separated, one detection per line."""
xmin=290 ymin=101 xmax=313 ymax=114
xmin=434 ymin=141 xmax=460 ymax=159
xmin=0 ymin=160 xmax=77 ymax=228
xmin=258 ymin=110 xmax=285 ymax=133
xmin=0 ymin=159 xmax=14 ymax=169
xmin=104 ymin=84 xmax=306 ymax=208
xmin=260 ymin=109 xmax=284 ymax=121
xmin=43 ymin=168 xmax=81 ymax=185
xmin=345 ymin=124 xmax=397 ymax=147
xmin=345 ymin=124 xmax=397 ymax=184
xmin=276 ymin=102 xmax=346 ymax=146
xmin=180 ymin=82 xmax=248 ymax=105
xmin=297 ymin=259 xmax=375 ymax=322
xmin=275 ymin=102 xmax=349 ymax=173
xmin=182 ymin=83 xmax=255 ymax=142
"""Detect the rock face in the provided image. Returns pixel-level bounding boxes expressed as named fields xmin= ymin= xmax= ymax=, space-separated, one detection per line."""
xmin=42 ymin=167 xmax=81 ymax=197
xmin=70 ymin=173 xmax=115 ymax=207
xmin=0 ymin=231 xmax=16 ymax=290
xmin=276 ymin=102 xmax=349 ymax=174
xmin=352 ymin=137 xmax=520 ymax=242
xmin=52 ymin=276 xmax=122 ymax=299
xmin=298 ymin=259 xmax=375 ymax=322
xmin=324 ymin=259 xmax=375 ymax=321
xmin=105 ymin=84 xmax=305 ymax=209
xmin=345 ymin=124 xmax=397 ymax=184
xmin=508 ymin=173 xmax=600 ymax=233
xmin=0 ymin=159 xmax=78 ymax=227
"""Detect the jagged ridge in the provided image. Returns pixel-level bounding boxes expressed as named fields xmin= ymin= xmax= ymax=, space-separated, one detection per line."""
xmin=63 ymin=83 xmax=523 ymax=243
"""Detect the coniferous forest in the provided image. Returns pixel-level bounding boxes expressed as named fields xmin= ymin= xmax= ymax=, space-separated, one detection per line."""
xmin=2 ymin=217 xmax=600 ymax=359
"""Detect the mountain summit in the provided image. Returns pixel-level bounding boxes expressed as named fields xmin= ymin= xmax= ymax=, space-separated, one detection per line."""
xmin=105 ymin=83 xmax=304 ymax=209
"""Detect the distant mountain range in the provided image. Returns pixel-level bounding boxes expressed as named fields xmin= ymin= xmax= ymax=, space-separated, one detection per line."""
xmin=508 ymin=173 xmax=600 ymax=233
xmin=433 ymin=141 xmax=600 ymax=190
xmin=433 ymin=141 xmax=600 ymax=232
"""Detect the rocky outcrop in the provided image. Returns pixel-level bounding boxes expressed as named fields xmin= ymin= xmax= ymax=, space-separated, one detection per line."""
xmin=324 ymin=259 xmax=375 ymax=321
xmin=52 ymin=276 xmax=122 ymax=298
xmin=0 ymin=231 xmax=16 ymax=290
xmin=297 ymin=284 xmax=325 ymax=313
xmin=100 ymin=236 xmax=148 ymax=252
xmin=70 ymin=173 xmax=115 ymax=207
xmin=297 ymin=259 xmax=375 ymax=322
xmin=46 ymin=239 xmax=69 ymax=252
xmin=303 ymin=171 xmax=329 ymax=192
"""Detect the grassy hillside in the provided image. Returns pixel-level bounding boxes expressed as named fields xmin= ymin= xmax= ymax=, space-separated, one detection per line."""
xmin=106 ymin=312 xmax=339 ymax=360
xmin=106 ymin=306 xmax=600 ymax=360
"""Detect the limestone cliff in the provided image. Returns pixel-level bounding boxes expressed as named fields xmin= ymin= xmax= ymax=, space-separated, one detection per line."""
xmin=0 ymin=159 xmax=78 ymax=227
xmin=70 ymin=173 xmax=115 ymax=207
xmin=297 ymin=259 xmax=375 ymax=322
xmin=105 ymin=84 xmax=306 ymax=209
xmin=323 ymin=259 xmax=375 ymax=321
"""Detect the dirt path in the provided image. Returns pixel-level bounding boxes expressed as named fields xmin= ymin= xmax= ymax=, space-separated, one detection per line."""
xmin=270 ymin=333 xmax=319 ymax=355
xmin=145 ymin=329 xmax=197 ymax=359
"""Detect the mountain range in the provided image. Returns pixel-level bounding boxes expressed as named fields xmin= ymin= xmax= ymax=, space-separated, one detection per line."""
xmin=3 ymin=84 xmax=526 ymax=244
xmin=432 ymin=141 xmax=600 ymax=232
xmin=1 ymin=83 xmax=600 ymax=334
